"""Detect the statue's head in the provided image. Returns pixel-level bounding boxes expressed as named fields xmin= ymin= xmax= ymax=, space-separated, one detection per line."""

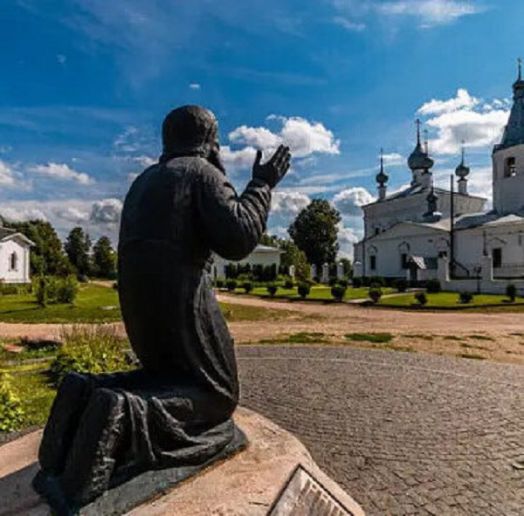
xmin=160 ymin=105 xmax=224 ymax=171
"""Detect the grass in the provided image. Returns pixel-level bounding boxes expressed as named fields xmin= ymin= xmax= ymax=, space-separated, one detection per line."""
xmin=259 ymin=332 xmax=330 ymax=344
xmin=0 ymin=361 xmax=56 ymax=430
xmin=0 ymin=283 xmax=296 ymax=324
xmin=0 ymin=284 xmax=121 ymax=323
xmin=233 ymin=285 xmax=394 ymax=302
xmin=459 ymin=353 xmax=486 ymax=360
xmin=345 ymin=332 xmax=394 ymax=344
xmin=379 ymin=291 xmax=524 ymax=310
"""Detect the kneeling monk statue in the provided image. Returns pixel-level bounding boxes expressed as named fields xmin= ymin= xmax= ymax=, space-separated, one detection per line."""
xmin=33 ymin=105 xmax=291 ymax=514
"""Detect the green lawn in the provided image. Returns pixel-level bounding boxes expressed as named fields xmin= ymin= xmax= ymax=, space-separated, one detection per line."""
xmin=231 ymin=285 xmax=394 ymax=302
xmin=0 ymin=284 xmax=298 ymax=324
xmin=379 ymin=291 xmax=524 ymax=310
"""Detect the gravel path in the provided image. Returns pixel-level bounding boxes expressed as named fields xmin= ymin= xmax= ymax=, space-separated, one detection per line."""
xmin=238 ymin=345 xmax=524 ymax=515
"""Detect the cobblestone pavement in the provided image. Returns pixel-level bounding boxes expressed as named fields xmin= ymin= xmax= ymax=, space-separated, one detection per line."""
xmin=237 ymin=346 xmax=524 ymax=515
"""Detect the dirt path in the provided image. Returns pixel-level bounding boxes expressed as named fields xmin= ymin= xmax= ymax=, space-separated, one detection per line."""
xmin=217 ymin=294 xmax=524 ymax=365
xmin=0 ymin=294 xmax=523 ymax=365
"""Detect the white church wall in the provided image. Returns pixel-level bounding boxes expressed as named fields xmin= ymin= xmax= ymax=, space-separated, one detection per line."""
xmin=363 ymin=190 xmax=485 ymax=238
xmin=212 ymin=247 xmax=282 ymax=278
xmin=0 ymin=239 xmax=31 ymax=284
xmin=355 ymin=225 xmax=448 ymax=278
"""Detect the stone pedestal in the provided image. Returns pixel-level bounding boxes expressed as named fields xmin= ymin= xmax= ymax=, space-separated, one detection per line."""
xmin=0 ymin=408 xmax=364 ymax=516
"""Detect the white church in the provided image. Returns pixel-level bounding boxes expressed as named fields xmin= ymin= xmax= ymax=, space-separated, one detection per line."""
xmin=354 ymin=68 xmax=524 ymax=294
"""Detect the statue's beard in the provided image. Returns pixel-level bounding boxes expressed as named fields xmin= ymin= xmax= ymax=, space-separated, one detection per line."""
xmin=208 ymin=148 xmax=226 ymax=174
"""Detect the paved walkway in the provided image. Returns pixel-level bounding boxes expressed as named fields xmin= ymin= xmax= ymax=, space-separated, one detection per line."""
xmin=237 ymin=345 xmax=524 ymax=515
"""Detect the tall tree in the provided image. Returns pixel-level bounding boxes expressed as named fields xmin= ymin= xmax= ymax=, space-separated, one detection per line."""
xmin=64 ymin=227 xmax=91 ymax=276
xmin=259 ymin=233 xmax=279 ymax=247
xmin=288 ymin=199 xmax=341 ymax=266
xmin=278 ymin=239 xmax=310 ymax=280
xmin=2 ymin=218 xmax=71 ymax=276
xmin=92 ymin=236 xmax=117 ymax=278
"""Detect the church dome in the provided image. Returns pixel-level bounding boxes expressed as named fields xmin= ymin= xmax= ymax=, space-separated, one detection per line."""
xmin=376 ymin=152 xmax=389 ymax=185
xmin=455 ymin=162 xmax=470 ymax=179
xmin=408 ymin=143 xmax=434 ymax=171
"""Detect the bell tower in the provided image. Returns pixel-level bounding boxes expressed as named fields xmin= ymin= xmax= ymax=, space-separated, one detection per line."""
xmin=493 ymin=59 xmax=524 ymax=215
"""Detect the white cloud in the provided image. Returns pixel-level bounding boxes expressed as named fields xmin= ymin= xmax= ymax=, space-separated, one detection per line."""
xmin=331 ymin=0 xmax=486 ymax=30
xmin=229 ymin=125 xmax=281 ymax=150
xmin=1 ymin=206 xmax=47 ymax=222
xmin=378 ymin=0 xmax=484 ymax=27
xmin=56 ymin=54 xmax=67 ymax=65
xmin=418 ymin=88 xmax=479 ymax=115
xmin=417 ymin=89 xmax=510 ymax=155
xmin=53 ymin=206 xmax=90 ymax=224
xmin=0 ymin=160 xmax=16 ymax=186
xmin=333 ymin=187 xmax=375 ymax=216
xmin=189 ymin=83 xmax=201 ymax=90
xmin=90 ymin=198 xmax=123 ymax=225
xmin=333 ymin=16 xmax=366 ymax=31
xmin=271 ymin=191 xmax=311 ymax=217
xmin=220 ymin=145 xmax=257 ymax=171
xmin=280 ymin=117 xmax=340 ymax=157
xmin=337 ymin=223 xmax=360 ymax=259
xmin=224 ymin=115 xmax=339 ymax=172
xmin=30 ymin=162 xmax=94 ymax=185
xmin=132 ymin=155 xmax=156 ymax=168
xmin=382 ymin=152 xmax=404 ymax=166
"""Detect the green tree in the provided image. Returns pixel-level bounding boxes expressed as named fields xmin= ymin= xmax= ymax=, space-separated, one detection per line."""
xmin=279 ymin=239 xmax=310 ymax=281
xmin=2 ymin=218 xmax=71 ymax=276
xmin=288 ymin=199 xmax=341 ymax=266
xmin=64 ymin=227 xmax=91 ymax=276
xmin=92 ymin=236 xmax=117 ymax=278
xmin=259 ymin=233 xmax=279 ymax=247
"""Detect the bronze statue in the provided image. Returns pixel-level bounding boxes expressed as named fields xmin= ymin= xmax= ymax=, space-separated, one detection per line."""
xmin=33 ymin=106 xmax=291 ymax=514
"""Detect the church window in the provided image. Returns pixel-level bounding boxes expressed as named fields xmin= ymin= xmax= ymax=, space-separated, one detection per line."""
xmin=401 ymin=253 xmax=409 ymax=269
xmin=369 ymin=255 xmax=377 ymax=271
xmin=492 ymin=248 xmax=502 ymax=268
xmin=9 ymin=252 xmax=17 ymax=271
xmin=504 ymin=157 xmax=516 ymax=177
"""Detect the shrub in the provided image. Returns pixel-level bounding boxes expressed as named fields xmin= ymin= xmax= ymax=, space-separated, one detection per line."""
xmin=226 ymin=280 xmax=237 ymax=292
xmin=266 ymin=284 xmax=278 ymax=297
xmin=415 ymin=292 xmax=428 ymax=306
xmin=56 ymin=276 xmax=78 ymax=304
xmin=506 ymin=284 xmax=517 ymax=302
xmin=352 ymin=277 xmax=362 ymax=288
xmin=368 ymin=287 xmax=382 ymax=304
xmin=284 ymin=279 xmax=294 ymax=290
xmin=77 ymin=274 xmax=89 ymax=283
xmin=35 ymin=276 xmax=49 ymax=307
xmin=112 ymin=281 xmax=118 ymax=290
xmin=328 ymin=277 xmax=338 ymax=287
xmin=459 ymin=291 xmax=474 ymax=304
xmin=338 ymin=279 xmax=349 ymax=288
xmin=369 ymin=276 xmax=385 ymax=287
xmin=426 ymin=279 xmax=441 ymax=294
xmin=0 ymin=374 xmax=25 ymax=432
xmin=394 ymin=278 xmax=408 ymax=292
xmin=215 ymin=278 xmax=224 ymax=289
xmin=49 ymin=326 xmax=132 ymax=387
xmin=242 ymin=281 xmax=253 ymax=294
xmin=331 ymin=285 xmax=347 ymax=302
xmin=297 ymin=283 xmax=311 ymax=299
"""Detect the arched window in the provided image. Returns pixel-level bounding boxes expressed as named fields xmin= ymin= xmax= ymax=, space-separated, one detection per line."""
xmin=504 ymin=157 xmax=516 ymax=177
xmin=9 ymin=252 xmax=17 ymax=271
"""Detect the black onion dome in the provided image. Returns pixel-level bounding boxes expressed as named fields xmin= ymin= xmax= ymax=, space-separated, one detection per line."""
xmin=455 ymin=161 xmax=470 ymax=179
xmin=408 ymin=143 xmax=434 ymax=171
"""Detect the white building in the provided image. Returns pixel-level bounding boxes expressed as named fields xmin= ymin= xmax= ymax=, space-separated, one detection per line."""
xmin=354 ymin=68 xmax=524 ymax=294
xmin=212 ymin=244 xmax=283 ymax=279
xmin=0 ymin=227 xmax=33 ymax=284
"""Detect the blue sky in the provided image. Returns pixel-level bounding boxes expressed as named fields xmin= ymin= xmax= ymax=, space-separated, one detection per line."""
xmin=1 ymin=0 xmax=522 ymax=255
